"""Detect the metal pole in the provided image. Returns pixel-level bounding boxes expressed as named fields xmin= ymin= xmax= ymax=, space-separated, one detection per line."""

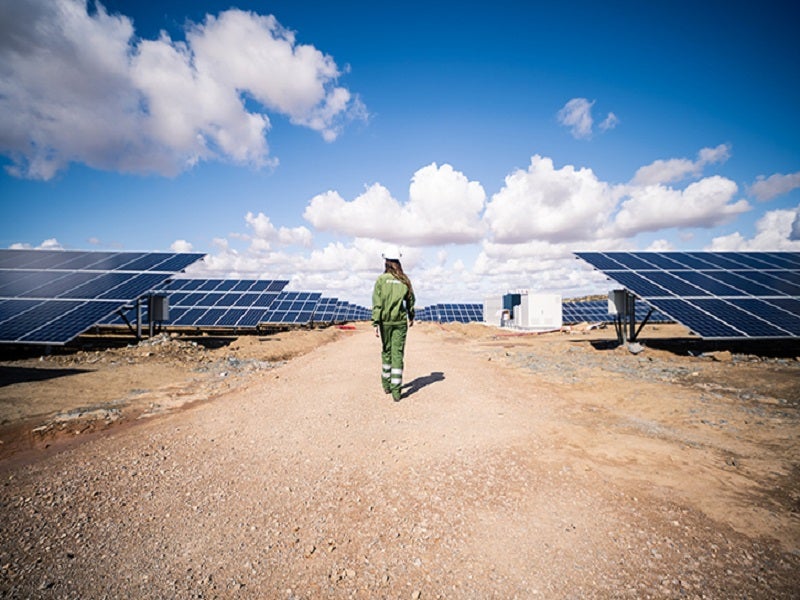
xmin=148 ymin=295 xmax=154 ymax=338
xmin=136 ymin=297 xmax=142 ymax=341
xmin=627 ymin=293 xmax=636 ymax=342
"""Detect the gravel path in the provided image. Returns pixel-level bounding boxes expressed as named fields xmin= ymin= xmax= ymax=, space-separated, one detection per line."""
xmin=1 ymin=326 xmax=798 ymax=598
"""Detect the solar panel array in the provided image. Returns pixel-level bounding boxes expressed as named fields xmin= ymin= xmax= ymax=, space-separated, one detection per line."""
xmin=260 ymin=291 xmax=322 ymax=324
xmin=0 ymin=250 xmax=204 ymax=345
xmin=562 ymin=300 xmax=671 ymax=325
xmin=334 ymin=301 xmax=371 ymax=322
xmin=417 ymin=303 xmax=484 ymax=323
xmin=576 ymin=251 xmax=800 ymax=339
xmin=103 ymin=278 xmax=371 ymax=329
xmin=170 ymin=278 xmax=289 ymax=327
xmin=312 ymin=297 xmax=339 ymax=322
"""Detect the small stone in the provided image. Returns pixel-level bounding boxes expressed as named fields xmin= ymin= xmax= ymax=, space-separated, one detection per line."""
xmin=707 ymin=350 xmax=732 ymax=362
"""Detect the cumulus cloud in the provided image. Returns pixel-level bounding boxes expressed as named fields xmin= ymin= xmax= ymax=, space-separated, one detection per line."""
xmin=645 ymin=239 xmax=675 ymax=252
xmin=631 ymin=144 xmax=731 ymax=186
xmin=181 ymin=145 xmax=783 ymax=304
xmin=709 ymin=207 xmax=800 ymax=250
xmin=484 ymin=155 xmax=620 ymax=243
xmin=184 ymin=234 xmax=396 ymax=300
xmin=0 ymin=0 xmax=364 ymax=180
xmin=793 ymin=209 xmax=800 ymax=241
xmin=747 ymin=171 xmax=800 ymax=202
xmin=170 ymin=239 xmax=194 ymax=252
xmin=8 ymin=238 xmax=64 ymax=250
xmin=557 ymin=98 xmax=617 ymax=139
xmin=612 ymin=176 xmax=749 ymax=236
xmin=245 ymin=212 xmax=313 ymax=248
xmin=303 ymin=163 xmax=486 ymax=245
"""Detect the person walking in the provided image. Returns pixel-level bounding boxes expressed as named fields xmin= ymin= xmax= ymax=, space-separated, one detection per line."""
xmin=372 ymin=247 xmax=415 ymax=401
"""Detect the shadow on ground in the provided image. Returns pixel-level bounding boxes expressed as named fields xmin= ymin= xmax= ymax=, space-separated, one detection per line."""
xmin=402 ymin=371 xmax=445 ymax=398
xmin=590 ymin=337 xmax=800 ymax=358
xmin=0 ymin=366 xmax=92 ymax=388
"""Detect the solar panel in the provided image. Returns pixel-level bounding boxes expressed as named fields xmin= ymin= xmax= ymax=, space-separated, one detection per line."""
xmin=576 ymin=251 xmax=800 ymax=339
xmin=311 ymin=297 xmax=339 ymax=322
xmin=417 ymin=303 xmax=484 ymax=323
xmin=0 ymin=249 xmax=204 ymax=345
xmin=102 ymin=278 xmax=289 ymax=329
xmin=260 ymin=291 xmax=322 ymax=324
xmin=561 ymin=299 xmax=671 ymax=325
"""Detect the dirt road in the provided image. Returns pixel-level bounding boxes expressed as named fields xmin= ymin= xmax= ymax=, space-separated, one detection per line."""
xmin=1 ymin=323 xmax=798 ymax=598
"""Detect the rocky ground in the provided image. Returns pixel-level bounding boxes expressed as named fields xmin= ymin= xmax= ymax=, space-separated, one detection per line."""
xmin=0 ymin=321 xmax=798 ymax=598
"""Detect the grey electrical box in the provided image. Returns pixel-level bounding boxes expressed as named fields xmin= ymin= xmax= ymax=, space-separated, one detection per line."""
xmin=150 ymin=294 xmax=169 ymax=321
xmin=608 ymin=289 xmax=626 ymax=315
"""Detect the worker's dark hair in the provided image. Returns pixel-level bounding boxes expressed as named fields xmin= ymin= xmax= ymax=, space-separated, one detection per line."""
xmin=385 ymin=259 xmax=414 ymax=301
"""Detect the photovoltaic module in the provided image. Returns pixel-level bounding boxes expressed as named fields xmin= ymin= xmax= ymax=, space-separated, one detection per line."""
xmin=0 ymin=250 xmax=205 ymax=345
xmin=575 ymin=251 xmax=800 ymax=339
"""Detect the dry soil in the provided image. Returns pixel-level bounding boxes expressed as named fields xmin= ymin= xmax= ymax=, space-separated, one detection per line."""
xmin=0 ymin=321 xmax=798 ymax=599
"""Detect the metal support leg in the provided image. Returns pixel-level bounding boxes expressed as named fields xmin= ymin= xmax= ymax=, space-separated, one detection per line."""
xmin=136 ymin=298 xmax=142 ymax=341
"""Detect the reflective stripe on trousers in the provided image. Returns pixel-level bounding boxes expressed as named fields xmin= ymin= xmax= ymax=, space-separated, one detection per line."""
xmin=378 ymin=321 xmax=408 ymax=397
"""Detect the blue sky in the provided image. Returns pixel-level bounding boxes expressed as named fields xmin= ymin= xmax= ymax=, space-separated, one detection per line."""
xmin=1 ymin=0 xmax=798 ymax=305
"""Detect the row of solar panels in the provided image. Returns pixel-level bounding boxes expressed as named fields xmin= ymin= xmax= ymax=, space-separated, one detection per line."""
xmin=576 ymin=252 xmax=800 ymax=339
xmin=561 ymin=300 xmax=671 ymax=325
xmin=416 ymin=303 xmax=484 ymax=323
xmin=417 ymin=301 xmax=671 ymax=326
xmin=0 ymin=251 xmax=207 ymax=345
xmin=3 ymin=249 xmax=798 ymax=344
xmin=0 ymin=252 xmax=371 ymax=345
xmin=102 ymin=278 xmax=371 ymax=329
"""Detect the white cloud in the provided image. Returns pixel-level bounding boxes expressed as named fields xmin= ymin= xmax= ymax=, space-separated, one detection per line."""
xmin=39 ymin=238 xmax=63 ymax=250
xmin=184 ymin=235 xmax=401 ymax=301
xmin=245 ymin=212 xmax=313 ymax=248
xmin=181 ymin=148 xmax=787 ymax=305
xmin=170 ymin=239 xmax=194 ymax=252
xmin=557 ymin=98 xmax=617 ymax=139
xmin=303 ymin=163 xmax=486 ymax=245
xmin=645 ymin=239 xmax=675 ymax=252
xmin=557 ymin=98 xmax=594 ymax=139
xmin=793 ymin=209 xmax=800 ymax=242
xmin=631 ymin=144 xmax=731 ymax=186
xmin=484 ymin=155 xmax=619 ymax=244
xmin=612 ymin=176 xmax=749 ymax=235
xmin=709 ymin=207 xmax=800 ymax=250
xmin=0 ymin=0 xmax=364 ymax=180
xmin=8 ymin=238 xmax=63 ymax=250
xmin=599 ymin=112 xmax=619 ymax=132
xmin=747 ymin=171 xmax=800 ymax=202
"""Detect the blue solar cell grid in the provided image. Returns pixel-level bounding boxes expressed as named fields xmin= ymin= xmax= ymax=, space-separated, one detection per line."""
xmin=108 ymin=281 xmax=371 ymax=329
xmin=103 ymin=279 xmax=290 ymax=329
xmin=0 ymin=249 xmax=204 ymax=344
xmin=561 ymin=300 xmax=670 ymax=325
xmin=576 ymin=251 xmax=800 ymax=339
xmin=261 ymin=291 xmax=322 ymax=324
xmin=312 ymin=298 xmax=339 ymax=322
xmin=417 ymin=303 xmax=484 ymax=323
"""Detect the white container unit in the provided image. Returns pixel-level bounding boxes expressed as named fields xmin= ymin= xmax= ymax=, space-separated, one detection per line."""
xmin=483 ymin=297 xmax=503 ymax=326
xmin=516 ymin=294 xmax=562 ymax=329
